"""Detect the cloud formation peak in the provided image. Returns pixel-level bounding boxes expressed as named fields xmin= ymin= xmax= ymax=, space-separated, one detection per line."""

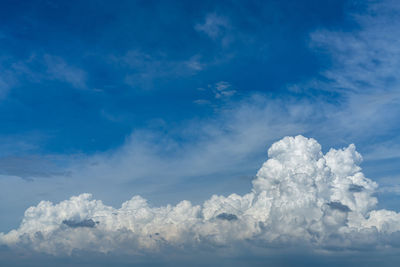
xmin=1 ymin=136 xmax=399 ymax=255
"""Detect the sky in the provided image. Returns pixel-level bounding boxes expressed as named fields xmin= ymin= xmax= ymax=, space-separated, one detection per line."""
xmin=1 ymin=0 xmax=400 ymax=266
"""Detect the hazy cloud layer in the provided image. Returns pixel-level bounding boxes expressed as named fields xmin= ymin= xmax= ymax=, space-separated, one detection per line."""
xmin=2 ymin=136 xmax=400 ymax=255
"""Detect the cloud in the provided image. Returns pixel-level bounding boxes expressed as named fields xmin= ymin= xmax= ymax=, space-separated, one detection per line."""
xmin=0 ymin=76 xmax=12 ymax=99
xmin=0 ymin=155 xmax=70 ymax=180
xmin=0 ymin=94 xmax=315 ymax=232
xmin=1 ymin=1 xmax=400 ymax=260
xmin=111 ymin=50 xmax=204 ymax=89
xmin=195 ymin=13 xmax=233 ymax=46
xmin=0 ymin=61 xmax=19 ymax=99
xmin=213 ymin=81 xmax=236 ymax=99
xmin=0 ymin=53 xmax=87 ymax=98
xmin=195 ymin=13 xmax=230 ymax=39
xmin=44 ymin=55 xmax=87 ymax=89
xmin=193 ymin=99 xmax=211 ymax=105
xmin=185 ymin=55 xmax=205 ymax=71
xmin=1 ymin=136 xmax=400 ymax=255
xmin=216 ymin=213 xmax=238 ymax=221
xmin=293 ymin=0 xmax=400 ymax=145
xmin=194 ymin=81 xmax=236 ymax=105
xmin=62 ymin=219 xmax=97 ymax=228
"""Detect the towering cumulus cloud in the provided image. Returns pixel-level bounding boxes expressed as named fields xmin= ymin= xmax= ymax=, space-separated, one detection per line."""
xmin=1 ymin=136 xmax=400 ymax=255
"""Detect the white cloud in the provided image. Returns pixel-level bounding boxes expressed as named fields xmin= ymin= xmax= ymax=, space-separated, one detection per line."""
xmin=0 ymin=53 xmax=87 ymax=97
xmin=2 ymin=0 xmax=400 ymax=258
xmin=185 ymin=55 xmax=204 ymax=71
xmin=0 ymin=62 xmax=18 ymax=99
xmin=1 ymin=136 xmax=400 ymax=255
xmin=194 ymin=81 xmax=236 ymax=105
xmin=0 ymin=76 xmax=12 ymax=99
xmin=113 ymin=50 xmax=204 ymax=89
xmin=44 ymin=55 xmax=87 ymax=89
xmin=0 ymin=94 xmax=315 ymax=231
xmin=193 ymin=99 xmax=211 ymax=105
xmin=294 ymin=0 xmax=400 ymax=145
xmin=195 ymin=13 xmax=230 ymax=39
xmin=195 ymin=13 xmax=233 ymax=47
xmin=213 ymin=81 xmax=236 ymax=99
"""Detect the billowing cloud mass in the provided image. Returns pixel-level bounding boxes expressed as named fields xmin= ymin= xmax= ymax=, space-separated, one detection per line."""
xmin=1 ymin=136 xmax=400 ymax=255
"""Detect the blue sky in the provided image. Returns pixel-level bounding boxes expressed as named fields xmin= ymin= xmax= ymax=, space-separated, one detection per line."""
xmin=0 ymin=0 xmax=351 ymax=153
xmin=1 ymin=0 xmax=400 ymax=266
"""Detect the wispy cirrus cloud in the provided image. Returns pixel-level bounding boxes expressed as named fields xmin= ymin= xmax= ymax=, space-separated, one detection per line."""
xmin=0 ymin=53 xmax=87 ymax=99
xmin=0 ymin=70 xmax=16 ymax=99
xmin=195 ymin=13 xmax=230 ymax=39
xmin=195 ymin=13 xmax=233 ymax=47
xmin=43 ymin=54 xmax=87 ymax=89
xmin=213 ymin=81 xmax=236 ymax=99
xmin=283 ymin=0 xmax=400 ymax=151
xmin=194 ymin=81 xmax=236 ymax=106
xmin=110 ymin=50 xmax=204 ymax=89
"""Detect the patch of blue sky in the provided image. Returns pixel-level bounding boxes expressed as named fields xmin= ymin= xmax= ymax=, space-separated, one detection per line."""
xmin=0 ymin=0 xmax=350 ymax=153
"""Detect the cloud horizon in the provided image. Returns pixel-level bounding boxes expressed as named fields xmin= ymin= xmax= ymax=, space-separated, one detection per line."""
xmin=2 ymin=135 xmax=399 ymax=256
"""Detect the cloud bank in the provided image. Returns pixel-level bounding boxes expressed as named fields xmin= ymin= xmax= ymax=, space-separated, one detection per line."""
xmin=1 ymin=136 xmax=400 ymax=255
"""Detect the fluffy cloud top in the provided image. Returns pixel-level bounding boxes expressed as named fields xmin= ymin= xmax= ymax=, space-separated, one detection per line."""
xmin=1 ymin=136 xmax=400 ymax=255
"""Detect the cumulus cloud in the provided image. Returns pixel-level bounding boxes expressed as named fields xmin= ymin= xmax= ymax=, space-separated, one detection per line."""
xmin=1 ymin=136 xmax=400 ymax=255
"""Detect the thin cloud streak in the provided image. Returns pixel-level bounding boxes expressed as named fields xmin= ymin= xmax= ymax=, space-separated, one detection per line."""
xmin=0 ymin=53 xmax=87 ymax=98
